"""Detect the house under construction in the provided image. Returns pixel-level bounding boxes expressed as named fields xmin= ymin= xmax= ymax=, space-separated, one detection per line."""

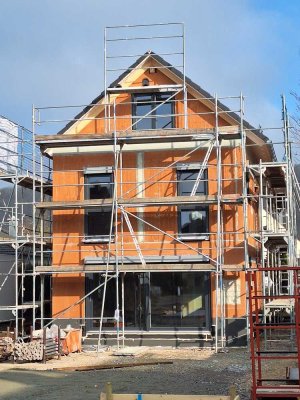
xmin=0 ymin=24 xmax=299 ymax=364
xmin=27 ymin=23 xmax=299 ymax=356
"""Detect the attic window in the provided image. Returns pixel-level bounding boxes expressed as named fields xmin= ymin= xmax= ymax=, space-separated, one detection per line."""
xmin=132 ymin=93 xmax=174 ymax=130
xmin=149 ymin=67 xmax=156 ymax=74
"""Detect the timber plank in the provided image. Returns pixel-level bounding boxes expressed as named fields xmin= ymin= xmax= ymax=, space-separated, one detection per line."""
xmin=54 ymin=360 xmax=173 ymax=372
xmin=100 ymin=394 xmax=237 ymax=400
xmin=36 ymin=194 xmax=242 ymax=210
xmin=36 ymin=263 xmax=215 ymax=274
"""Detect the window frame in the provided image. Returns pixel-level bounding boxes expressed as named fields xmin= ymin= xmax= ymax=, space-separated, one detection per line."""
xmin=83 ymin=169 xmax=114 ymax=243
xmin=177 ymin=206 xmax=209 ymax=241
xmin=132 ymin=92 xmax=175 ymax=130
xmin=177 ymin=165 xmax=209 ymax=241
xmin=177 ymin=168 xmax=208 ymax=196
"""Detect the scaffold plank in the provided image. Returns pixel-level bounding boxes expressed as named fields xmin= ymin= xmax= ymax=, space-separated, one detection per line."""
xmin=36 ymin=263 xmax=215 ymax=274
xmin=35 ymin=128 xmax=217 ymax=146
xmin=35 ymin=130 xmax=244 ymax=150
xmin=0 ymin=172 xmax=52 ymax=194
xmin=36 ymin=194 xmax=242 ymax=209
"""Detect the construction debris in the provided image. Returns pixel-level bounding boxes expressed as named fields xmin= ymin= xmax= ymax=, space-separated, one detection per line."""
xmin=14 ymin=340 xmax=44 ymax=362
xmin=0 ymin=336 xmax=13 ymax=360
xmin=60 ymin=328 xmax=82 ymax=355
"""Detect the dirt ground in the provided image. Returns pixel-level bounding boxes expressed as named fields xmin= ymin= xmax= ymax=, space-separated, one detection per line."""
xmin=0 ymin=347 xmax=291 ymax=400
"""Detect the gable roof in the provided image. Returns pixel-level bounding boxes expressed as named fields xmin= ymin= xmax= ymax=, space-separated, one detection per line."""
xmin=56 ymin=51 xmax=275 ymax=159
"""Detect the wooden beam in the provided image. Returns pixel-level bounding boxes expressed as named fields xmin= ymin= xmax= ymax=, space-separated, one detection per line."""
xmin=35 ymin=129 xmax=215 ymax=144
xmin=35 ymin=128 xmax=243 ymax=151
xmin=106 ymin=383 xmax=113 ymax=400
xmin=222 ymin=265 xmax=244 ymax=272
xmin=99 ymin=393 xmax=237 ymax=400
xmin=36 ymin=263 xmax=215 ymax=274
xmin=36 ymin=194 xmax=242 ymax=210
xmin=36 ymin=263 xmax=242 ymax=274
xmin=54 ymin=360 xmax=173 ymax=372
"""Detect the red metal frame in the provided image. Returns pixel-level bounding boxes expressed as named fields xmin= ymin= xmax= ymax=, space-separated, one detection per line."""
xmin=247 ymin=267 xmax=300 ymax=399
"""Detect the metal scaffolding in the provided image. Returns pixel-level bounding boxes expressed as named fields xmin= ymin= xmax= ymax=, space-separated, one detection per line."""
xmin=246 ymin=96 xmax=300 ymax=398
xmin=0 ymin=116 xmax=51 ymax=336
xmin=1 ymin=23 xmax=298 ymax=358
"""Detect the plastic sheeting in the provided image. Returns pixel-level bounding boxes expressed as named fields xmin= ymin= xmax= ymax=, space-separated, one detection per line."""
xmin=0 ymin=117 xmax=18 ymax=173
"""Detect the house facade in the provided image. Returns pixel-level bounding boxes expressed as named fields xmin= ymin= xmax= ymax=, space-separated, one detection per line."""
xmin=36 ymin=53 xmax=274 ymax=346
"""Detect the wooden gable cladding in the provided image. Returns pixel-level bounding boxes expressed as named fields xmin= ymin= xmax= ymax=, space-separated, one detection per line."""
xmin=63 ymin=56 xmax=230 ymax=136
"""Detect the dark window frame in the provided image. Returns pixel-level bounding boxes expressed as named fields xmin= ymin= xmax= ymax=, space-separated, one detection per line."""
xmin=132 ymin=92 xmax=175 ymax=130
xmin=84 ymin=172 xmax=114 ymax=242
xmin=177 ymin=169 xmax=208 ymax=196
xmin=177 ymin=168 xmax=209 ymax=240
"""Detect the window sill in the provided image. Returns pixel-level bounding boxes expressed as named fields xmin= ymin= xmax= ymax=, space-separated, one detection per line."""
xmin=82 ymin=236 xmax=115 ymax=244
xmin=177 ymin=235 xmax=209 ymax=242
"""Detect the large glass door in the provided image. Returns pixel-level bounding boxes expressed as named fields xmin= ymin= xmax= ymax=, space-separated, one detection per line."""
xmin=85 ymin=273 xmax=114 ymax=330
xmin=150 ymin=272 xmax=210 ymax=329
xmin=86 ymin=272 xmax=210 ymax=331
xmin=85 ymin=273 xmax=148 ymax=330
xmin=123 ymin=273 xmax=149 ymax=330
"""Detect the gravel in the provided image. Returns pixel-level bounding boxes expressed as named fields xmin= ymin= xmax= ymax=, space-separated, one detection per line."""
xmin=0 ymin=346 xmax=290 ymax=400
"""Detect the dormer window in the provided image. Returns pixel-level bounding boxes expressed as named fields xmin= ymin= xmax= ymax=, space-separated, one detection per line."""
xmin=132 ymin=93 xmax=174 ymax=130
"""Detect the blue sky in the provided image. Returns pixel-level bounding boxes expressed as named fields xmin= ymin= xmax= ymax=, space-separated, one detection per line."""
xmin=0 ymin=0 xmax=299 ymax=151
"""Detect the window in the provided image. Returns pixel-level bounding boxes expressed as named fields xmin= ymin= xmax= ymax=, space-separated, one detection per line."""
xmin=177 ymin=167 xmax=209 ymax=240
xmin=177 ymin=169 xmax=207 ymax=196
xmin=150 ymin=272 xmax=210 ymax=328
xmin=132 ymin=93 xmax=174 ymax=130
xmin=84 ymin=171 xmax=114 ymax=242
xmin=178 ymin=207 xmax=208 ymax=237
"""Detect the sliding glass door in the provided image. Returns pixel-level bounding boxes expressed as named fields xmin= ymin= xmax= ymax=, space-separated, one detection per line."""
xmin=86 ymin=272 xmax=210 ymax=331
xmin=150 ymin=272 xmax=210 ymax=329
